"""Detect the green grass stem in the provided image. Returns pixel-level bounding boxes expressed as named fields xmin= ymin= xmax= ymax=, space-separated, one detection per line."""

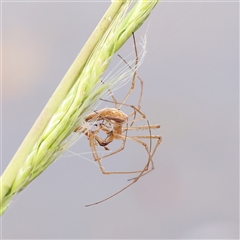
xmin=0 ymin=0 xmax=159 ymax=215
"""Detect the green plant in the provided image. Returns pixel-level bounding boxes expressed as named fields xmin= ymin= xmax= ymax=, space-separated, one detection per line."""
xmin=0 ymin=0 xmax=159 ymax=215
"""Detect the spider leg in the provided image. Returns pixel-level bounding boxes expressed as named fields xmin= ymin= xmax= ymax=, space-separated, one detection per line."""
xmin=85 ymin=135 xmax=162 ymax=207
xmin=117 ymin=32 xmax=143 ymax=110
xmin=101 ymin=33 xmax=143 ymax=113
xmin=89 ymin=123 xmax=143 ymax=175
xmin=127 ymin=135 xmax=162 ymax=181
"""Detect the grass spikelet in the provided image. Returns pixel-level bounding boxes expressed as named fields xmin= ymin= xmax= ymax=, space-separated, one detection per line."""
xmin=0 ymin=0 xmax=159 ymax=215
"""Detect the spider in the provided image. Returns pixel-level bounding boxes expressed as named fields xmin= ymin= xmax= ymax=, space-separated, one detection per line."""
xmin=75 ymin=33 xmax=162 ymax=206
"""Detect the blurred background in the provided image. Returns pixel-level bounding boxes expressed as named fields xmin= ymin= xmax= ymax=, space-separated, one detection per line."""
xmin=1 ymin=1 xmax=239 ymax=239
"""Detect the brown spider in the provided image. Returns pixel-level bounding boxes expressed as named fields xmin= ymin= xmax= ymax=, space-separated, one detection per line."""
xmin=75 ymin=33 xmax=162 ymax=206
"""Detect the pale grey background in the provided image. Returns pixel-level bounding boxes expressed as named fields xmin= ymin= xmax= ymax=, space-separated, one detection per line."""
xmin=1 ymin=1 xmax=239 ymax=239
